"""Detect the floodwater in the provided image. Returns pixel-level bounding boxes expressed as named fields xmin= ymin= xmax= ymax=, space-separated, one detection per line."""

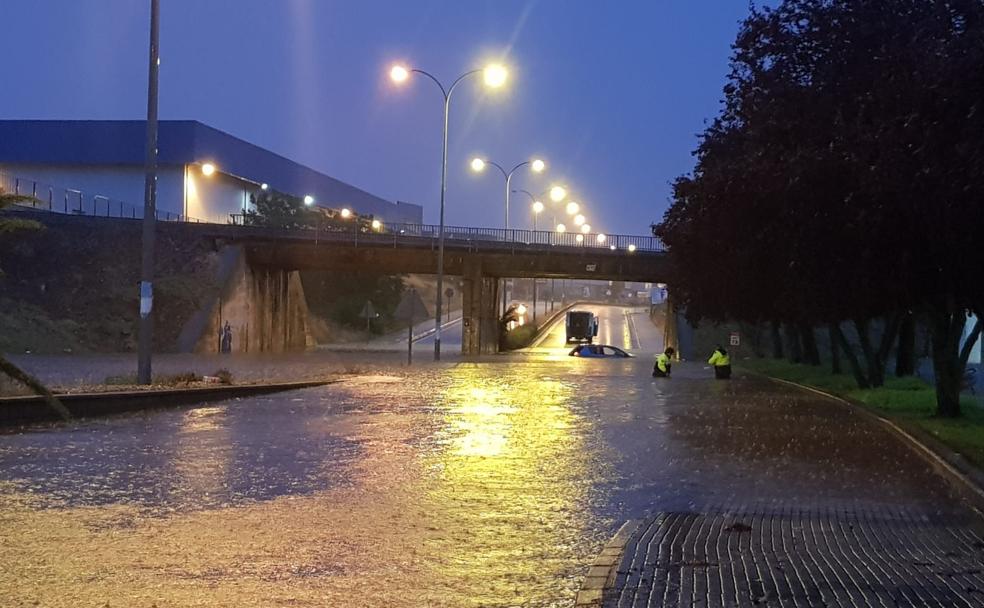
xmin=0 ymin=307 xmax=978 ymax=607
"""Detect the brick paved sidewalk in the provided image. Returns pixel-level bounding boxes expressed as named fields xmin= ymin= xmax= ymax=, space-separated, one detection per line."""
xmin=603 ymin=506 xmax=984 ymax=607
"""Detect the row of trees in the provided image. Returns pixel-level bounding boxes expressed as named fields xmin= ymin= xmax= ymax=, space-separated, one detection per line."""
xmin=656 ymin=0 xmax=984 ymax=416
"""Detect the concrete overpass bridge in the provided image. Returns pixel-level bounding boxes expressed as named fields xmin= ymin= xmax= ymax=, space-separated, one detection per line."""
xmin=204 ymin=222 xmax=669 ymax=355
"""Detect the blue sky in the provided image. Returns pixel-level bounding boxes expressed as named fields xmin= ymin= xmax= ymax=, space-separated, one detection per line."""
xmin=1 ymin=1 xmax=752 ymax=235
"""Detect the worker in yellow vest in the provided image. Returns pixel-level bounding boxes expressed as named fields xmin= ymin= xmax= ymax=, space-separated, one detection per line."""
xmin=653 ymin=347 xmax=675 ymax=378
xmin=708 ymin=345 xmax=731 ymax=379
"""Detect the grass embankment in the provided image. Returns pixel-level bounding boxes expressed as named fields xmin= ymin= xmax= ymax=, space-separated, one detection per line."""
xmin=741 ymin=358 xmax=984 ymax=468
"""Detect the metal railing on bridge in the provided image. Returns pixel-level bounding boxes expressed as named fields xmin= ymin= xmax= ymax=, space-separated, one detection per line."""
xmin=0 ymin=169 xmax=663 ymax=252
xmin=0 ymin=170 xmax=201 ymax=222
xmin=228 ymin=214 xmax=664 ymax=253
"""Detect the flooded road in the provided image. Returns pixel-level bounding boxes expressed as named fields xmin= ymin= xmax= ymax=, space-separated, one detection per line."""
xmin=1 ymin=306 xmax=979 ymax=607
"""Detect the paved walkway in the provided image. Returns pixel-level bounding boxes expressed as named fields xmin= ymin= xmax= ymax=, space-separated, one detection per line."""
xmin=607 ymin=507 xmax=984 ymax=607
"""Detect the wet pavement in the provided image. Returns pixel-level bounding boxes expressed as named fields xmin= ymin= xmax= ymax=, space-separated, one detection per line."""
xmin=1 ymin=306 xmax=982 ymax=607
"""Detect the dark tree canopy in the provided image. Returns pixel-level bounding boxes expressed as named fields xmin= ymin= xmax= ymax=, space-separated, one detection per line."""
xmin=656 ymin=0 xmax=984 ymax=414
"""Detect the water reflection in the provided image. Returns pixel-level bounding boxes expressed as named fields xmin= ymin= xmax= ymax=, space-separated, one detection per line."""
xmin=422 ymin=365 xmax=608 ymax=605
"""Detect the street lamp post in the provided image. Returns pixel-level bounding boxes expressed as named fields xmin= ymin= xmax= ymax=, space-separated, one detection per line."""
xmin=390 ymin=62 xmax=507 ymax=360
xmin=137 ymin=0 xmax=160 ymax=385
xmin=472 ymin=157 xmax=544 ymax=317
xmin=512 ymin=189 xmax=547 ymax=319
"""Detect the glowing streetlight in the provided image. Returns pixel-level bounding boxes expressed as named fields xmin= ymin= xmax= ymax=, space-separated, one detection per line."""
xmin=576 ymin=234 xmax=584 ymax=243
xmin=573 ymin=214 xmax=585 ymax=226
xmin=610 ymin=244 xmax=617 ymax=250
xmin=532 ymin=200 xmax=544 ymax=214
xmin=371 ymin=219 xmax=382 ymax=231
xmin=472 ymin=156 xmax=549 ymax=230
xmin=516 ymin=304 xmax=528 ymax=316
xmin=483 ymin=64 xmax=508 ymax=88
xmin=201 ymin=162 xmax=216 ymax=177
xmin=388 ymin=60 xmax=510 ymax=361
xmin=628 ymin=243 xmax=637 ymax=252
xmin=260 ymin=183 xmax=268 ymax=191
xmin=556 ymin=223 xmax=566 ymax=233
xmin=389 ymin=65 xmax=409 ymax=83
xmin=597 ymin=233 xmax=607 ymax=244
xmin=303 ymin=195 xmax=315 ymax=206
xmin=580 ymin=223 xmax=591 ymax=234
xmin=340 ymin=208 xmax=352 ymax=219
xmin=565 ymin=201 xmax=580 ymax=216
xmin=549 ymin=185 xmax=567 ymax=202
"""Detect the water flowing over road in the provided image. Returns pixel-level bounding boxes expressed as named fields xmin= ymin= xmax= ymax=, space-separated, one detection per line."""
xmin=1 ymin=306 xmax=981 ymax=607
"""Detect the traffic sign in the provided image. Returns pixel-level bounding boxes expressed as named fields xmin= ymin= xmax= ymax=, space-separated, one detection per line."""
xmin=394 ymin=289 xmax=430 ymax=323
xmin=730 ymin=332 xmax=740 ymax=346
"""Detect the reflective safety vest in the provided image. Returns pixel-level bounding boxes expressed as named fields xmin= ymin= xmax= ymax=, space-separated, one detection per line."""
xmin=708 ymin=350 xmax=731 ymax=367
xmin=655 ymin=353 xmax=671 ymax=373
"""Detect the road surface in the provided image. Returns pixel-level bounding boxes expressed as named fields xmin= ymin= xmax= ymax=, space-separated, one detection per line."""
xmin=2 ymin=305 xmax=982 ymax=607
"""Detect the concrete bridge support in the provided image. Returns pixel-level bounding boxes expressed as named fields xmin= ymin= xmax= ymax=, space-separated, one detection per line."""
xmin=179 ymin=246 xmax=312 ymax=353
xmin=461 ymin=260 xmax=501 ymax=355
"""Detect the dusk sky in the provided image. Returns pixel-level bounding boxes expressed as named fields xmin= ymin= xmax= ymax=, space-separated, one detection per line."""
xmin=2 ymin=1 xmax=754 ymax=235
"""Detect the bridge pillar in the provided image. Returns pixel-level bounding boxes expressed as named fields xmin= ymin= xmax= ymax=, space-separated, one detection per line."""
xmin=461 ymin=259 xmax=500 ymax=355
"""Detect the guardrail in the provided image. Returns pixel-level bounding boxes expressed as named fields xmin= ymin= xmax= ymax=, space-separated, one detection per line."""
xmin=227 ymin=215 xmax=664 ymax=253
xmin=1 ymin=171 xmax=202 ymax=222
xmin=1 ymin=170 xmax=663 ymax=252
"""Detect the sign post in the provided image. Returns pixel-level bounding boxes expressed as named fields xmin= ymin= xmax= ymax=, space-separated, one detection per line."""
xmin=394 ymin=288 xmax=430 ymax=365
xmin=444 ymin=287 xmax=454 ymax=322
xmin=359 ymin=300 xmax=379 ymax=335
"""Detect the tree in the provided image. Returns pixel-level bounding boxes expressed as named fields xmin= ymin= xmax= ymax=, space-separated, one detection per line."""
xmin=0 ymin=190 xmax=71 ymax=420
xmin=656 ymin=0 xmax=984 ymax=415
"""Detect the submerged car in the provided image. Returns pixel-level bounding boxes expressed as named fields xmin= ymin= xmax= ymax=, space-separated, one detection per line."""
xmin=569 ymin=344 xmax=633 ymax=358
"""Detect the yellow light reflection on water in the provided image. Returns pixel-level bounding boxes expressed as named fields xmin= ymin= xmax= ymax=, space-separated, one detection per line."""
xmin=422 ymin=365 xmax=604 ymax=604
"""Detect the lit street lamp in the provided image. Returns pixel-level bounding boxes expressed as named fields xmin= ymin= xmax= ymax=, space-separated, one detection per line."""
xmin=390 ymin=61 xmax=508 ymax=360
xmin=470 ymin=156 xmax=545 ymax=230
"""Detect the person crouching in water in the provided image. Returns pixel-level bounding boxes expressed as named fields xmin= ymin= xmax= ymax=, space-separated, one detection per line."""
xmin=708 ymin=345 xmax=731 ymax=379
xmin=653 ymin=347 xmax=675 ymax=378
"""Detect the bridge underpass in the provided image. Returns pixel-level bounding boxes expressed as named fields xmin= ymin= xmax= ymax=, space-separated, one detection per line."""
xmin=202 ymin=223 xmax=669 ymax=355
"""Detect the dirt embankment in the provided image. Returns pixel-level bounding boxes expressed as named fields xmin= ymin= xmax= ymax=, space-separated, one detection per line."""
xmin=0 ymin=211 xmax=220 ymax=354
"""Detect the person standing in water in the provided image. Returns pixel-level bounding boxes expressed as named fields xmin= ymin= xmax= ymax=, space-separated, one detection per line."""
xmin=708 ymin=345 xmax=731 ymax=379
xmin=653 ymin=347 xmax=675 ymax=378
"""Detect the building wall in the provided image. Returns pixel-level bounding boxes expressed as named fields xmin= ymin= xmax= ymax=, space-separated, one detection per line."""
xmin=1 ymin=163 xmax=185 ymax=218
xmin=183 ymin=165 xmax=258 ymax=223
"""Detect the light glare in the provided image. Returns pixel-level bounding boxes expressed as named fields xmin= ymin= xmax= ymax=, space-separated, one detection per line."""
xmin=531 ymin=159 xmax=545 ymax=173
xmin=574 ymin=214 xmax=585 ymax=226
xmin=201 ymin=163 xmax=216 ymax=177
xmin=340 ymin=208 xmax=352 ymax=218
xmin=390 ymin=65 xmax=409 ymax=83
xmin=371 ymin=219 xmax=382 ymax=230
xmin=470 ymin=158 xmax=486 ymax=172
xmin=556 ymin=223 xmax=566 ymax=233
xmin=532 ymin=201 xmax=544 ymax=213
xmin=628 ymin=244 xmax=637 ymax=252
xmin=597 ymin=233 xmax=607 ymax=243
xmin=260 ymin=183 xmax=268 ymax=191
xmin=483 ymin=64 xmax=508 ymax=88
xmin=581 ymin=224 xmax=591 ymax=233
xmin=576 ymin=234 xmax=584 ymax=243
xmin=566 ymin=201 xmax=580 ymax=215
xmin=549 ymin=186 xmax=567 ymax=202
xmin=303 ymin=195 xmax=315 ymax=205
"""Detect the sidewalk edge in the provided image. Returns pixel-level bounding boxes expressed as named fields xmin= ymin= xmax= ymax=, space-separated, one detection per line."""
xmin=574 ymin=519 xmax=642 ymax=607
xmin=767 ymin=375 xmax=984 ymax=521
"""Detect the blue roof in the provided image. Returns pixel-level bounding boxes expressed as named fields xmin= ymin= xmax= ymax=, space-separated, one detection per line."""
xmin=0 ymin=120 xmax=421 ymax=222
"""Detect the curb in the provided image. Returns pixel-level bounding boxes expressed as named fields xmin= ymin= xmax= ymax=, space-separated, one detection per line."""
xmin=0 ymin=379 xmax=335 ymax=427
xmin=574 ymin=519 xmax=642 ymax=607
xmin=766 ymin=375 xmax=984 ymax=522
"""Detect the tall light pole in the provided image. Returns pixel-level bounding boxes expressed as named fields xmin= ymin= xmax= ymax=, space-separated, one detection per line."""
xmin=513 ymin=189 xmax=545 ymax=319
xmin=390 ymin=62 xmax=508 ymax=360
xmin=470 ymin=157 xmax=545 ymax=231
xmin=472 ymin=157 xmax=544 ymax=314
xmin=137 ymin=0 xmax=160 ymax=384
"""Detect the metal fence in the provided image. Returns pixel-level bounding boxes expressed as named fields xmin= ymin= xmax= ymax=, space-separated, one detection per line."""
xmin=1 ymin=170 xmax=663 ymax=252
xmin=0 ymin=170 xmax=198 ymax=222
xmin=227 ymin=214 xmax=663 ymax=253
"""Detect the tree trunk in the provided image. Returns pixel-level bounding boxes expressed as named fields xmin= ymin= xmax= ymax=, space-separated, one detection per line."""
xmin=895 ymin=312 xmax=916 ymax=377
xmin=854 ymin=318 xmax=884 ymax=387
xmin=0 ymin=354 xmax=71 ymax=421
xmin=927 ymin=307 xmax=982 ymax=418
xmin=799 ymin=323 xmax=821 ymax=366
xmin=770 ymin=320 xmax=783 ymax=359
xmin=784 ymin=323 xmax=803 ymax=364
xmin=829 ymin=323 xmax=842 ymax=374
xmin=832 ymin=323 xmax=869 ymax=389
